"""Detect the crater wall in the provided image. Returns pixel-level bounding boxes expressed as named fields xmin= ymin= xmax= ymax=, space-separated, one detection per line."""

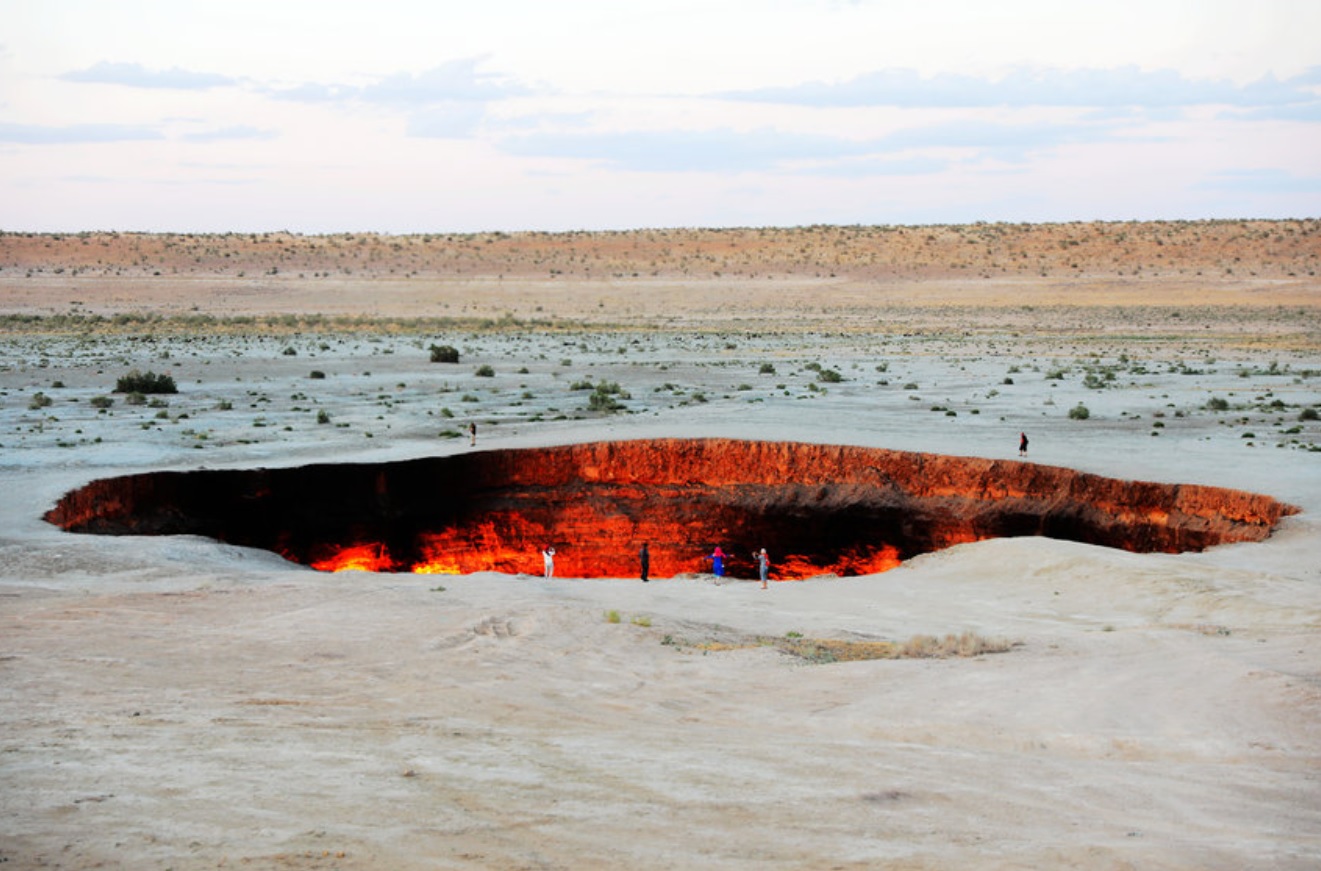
xmin=44 ymin=439 xmax=1299 ymax=578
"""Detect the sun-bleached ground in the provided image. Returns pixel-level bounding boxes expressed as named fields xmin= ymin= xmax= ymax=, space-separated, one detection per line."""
xmin=1 ymin=230 xmax=1320 ymax=869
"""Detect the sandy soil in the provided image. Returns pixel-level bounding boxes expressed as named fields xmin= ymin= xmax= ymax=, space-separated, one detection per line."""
xmin=1 ymin=226 xmax=1320 ymax=869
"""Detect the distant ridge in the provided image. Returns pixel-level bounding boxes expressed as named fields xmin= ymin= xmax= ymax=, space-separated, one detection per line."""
xmin=2 ymin=219 xmax=1318 ymax=282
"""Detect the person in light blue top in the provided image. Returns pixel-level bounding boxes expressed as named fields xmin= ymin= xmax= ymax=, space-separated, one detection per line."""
xmin=753 ymin=548 xmax=770 ymax=589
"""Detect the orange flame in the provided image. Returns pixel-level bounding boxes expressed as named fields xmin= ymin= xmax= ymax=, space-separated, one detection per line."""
xmin=309 ymin=543 xmax=395 ymax=573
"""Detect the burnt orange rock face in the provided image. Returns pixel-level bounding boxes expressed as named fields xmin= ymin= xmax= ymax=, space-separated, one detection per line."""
xmin=45 ymin=439 xmax=1299 ymax=579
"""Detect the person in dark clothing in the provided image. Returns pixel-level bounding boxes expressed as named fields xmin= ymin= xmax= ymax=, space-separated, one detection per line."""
xmin=1019 ymin=432 xmax=1029 ymax=456
xmin=639 ymin=542 xmax=650 ymax=582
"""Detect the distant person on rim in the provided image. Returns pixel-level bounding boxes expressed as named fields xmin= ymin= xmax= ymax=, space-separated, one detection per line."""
xmin=541 ymin=545 xmax=555 ymax=578
xmin=639 ymin=542 xmax=650 ymax=582
xmin=469 ymin=422 xmax=477 ymax=447
xmin=1019 ymin=432 xmax=1029 ymax=457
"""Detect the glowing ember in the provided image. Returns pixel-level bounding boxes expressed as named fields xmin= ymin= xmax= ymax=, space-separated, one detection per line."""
xmin=44 ymin=439 xmax=1299 ymax=580
xmin=311 ymin=544 xmax=395 ymax=573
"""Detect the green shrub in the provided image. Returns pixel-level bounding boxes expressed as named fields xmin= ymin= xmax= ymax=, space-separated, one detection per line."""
xmin=474 ymin=364 xmax=495 ymax=377
xmin=28 ymin=392 xmax=52 ymax=410
xmin=1068 ymin=403 xmax=1091 ymax=420
xmin=115 ymin=369 xmax=177 ymax=394
xmin=1207 ymin=396 xmax=1230 ymax=411
xmin=1301 ymin=407 xmax=1319 ymax=421
xmin=429 ymin=344 xmax=460 ymax=363
xmin=588 ymin=385 xmax=626 ymax=412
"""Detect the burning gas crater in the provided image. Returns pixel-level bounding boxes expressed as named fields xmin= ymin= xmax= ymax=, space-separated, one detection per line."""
xmin=46 ymin=439 xmax=1297 ymax=580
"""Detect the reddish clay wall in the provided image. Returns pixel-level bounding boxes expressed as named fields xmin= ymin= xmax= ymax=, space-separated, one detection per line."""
xmin=44 ymin=439 xmax=1299 ymax=579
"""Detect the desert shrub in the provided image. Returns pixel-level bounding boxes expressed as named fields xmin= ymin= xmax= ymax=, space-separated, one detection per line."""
xmin=1301 ymin=407 xmax=1319 ymax=421
xmin=1068 ymin=403 xmax=1091 ymax=420
xmin=90 ymin=395 xmax=114 ymax=409
xmin=759 ymin=362 xmax=776 ymax=374
xmin=115 ymin=369 xmax=176 ymax=394
xmin=897 ymin=632 xmax=1011 ymax=659
xmin=1083 ymin=372 xmax=1107 ymax=389
xmin=125 ymin=391 xmax=146 ymax=406
xmin=818 ymin=369 xmax=843 ymax=383
xmin=316 ymin=410 xmax=331 ymax=424
xmin=28 ymin=392 xmax=52 ymax=410
xmin=474 ymin=364 xmax=495 ymax=377
xmin=1207 ymin=396 xmax=1230 ymax=411
xmin=588 ymin=383 xmax=627 ymax=412
xmin=429 ymin=344 xmax=460 ymax=363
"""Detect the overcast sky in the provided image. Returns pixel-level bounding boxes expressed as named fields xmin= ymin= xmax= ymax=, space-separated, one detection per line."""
xmin=2 ymin=0 xmax=1319 ymax=233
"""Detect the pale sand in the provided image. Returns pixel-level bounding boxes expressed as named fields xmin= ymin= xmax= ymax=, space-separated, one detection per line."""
xmin=1 ymin=265 xmax=1319 ymax=869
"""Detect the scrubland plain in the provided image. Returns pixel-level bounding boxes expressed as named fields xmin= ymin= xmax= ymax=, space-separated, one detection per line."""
xmin=1 ymin=221 xmax=1319 ymax=870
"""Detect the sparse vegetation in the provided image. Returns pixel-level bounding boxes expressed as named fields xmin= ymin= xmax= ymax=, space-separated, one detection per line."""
xmin=429 ymin=344 xmax=460 ymax=363
xmin=673 ymin=630 xmax=1018 ymax=663
xmin=115 ymin=369 xmax=177 ymax=394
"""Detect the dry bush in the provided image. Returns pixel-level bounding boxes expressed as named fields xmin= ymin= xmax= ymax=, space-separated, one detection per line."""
xmin=687 ymin=630 xmax=1016 ymax=663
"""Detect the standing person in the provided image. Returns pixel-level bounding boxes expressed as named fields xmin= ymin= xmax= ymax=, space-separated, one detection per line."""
xmin=1019 ymin=432 xmax=1029 ymax=456
xmin=469 ymin=422 xmax=477 ymax=447
xmin=541 ymin=545 xmax=555 ymax=579
xmin=709 ymin=546 xmax=725 ymax=578
xmin=753 ymin=548 xmax=770 ymax=589
xmin=639 ymin=542 xmax=650 ymax=582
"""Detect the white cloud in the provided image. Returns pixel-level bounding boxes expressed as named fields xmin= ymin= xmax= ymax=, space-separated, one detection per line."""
xmin=721 ymin=65 xmax=1321 ymax=110
xmin=0 ymin=121 xmax=164 ymax=144
xmin=180 ymin=126 xmax=277 ymax=144
xmin=267 ymin=58 xmax=531 ymax=107
xmin=60 ymin=61 xmax=236 ymax=90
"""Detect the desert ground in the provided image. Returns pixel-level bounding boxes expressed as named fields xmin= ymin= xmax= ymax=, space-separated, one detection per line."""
xmin=1 ymin=222 xmax=1320 ymax=869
